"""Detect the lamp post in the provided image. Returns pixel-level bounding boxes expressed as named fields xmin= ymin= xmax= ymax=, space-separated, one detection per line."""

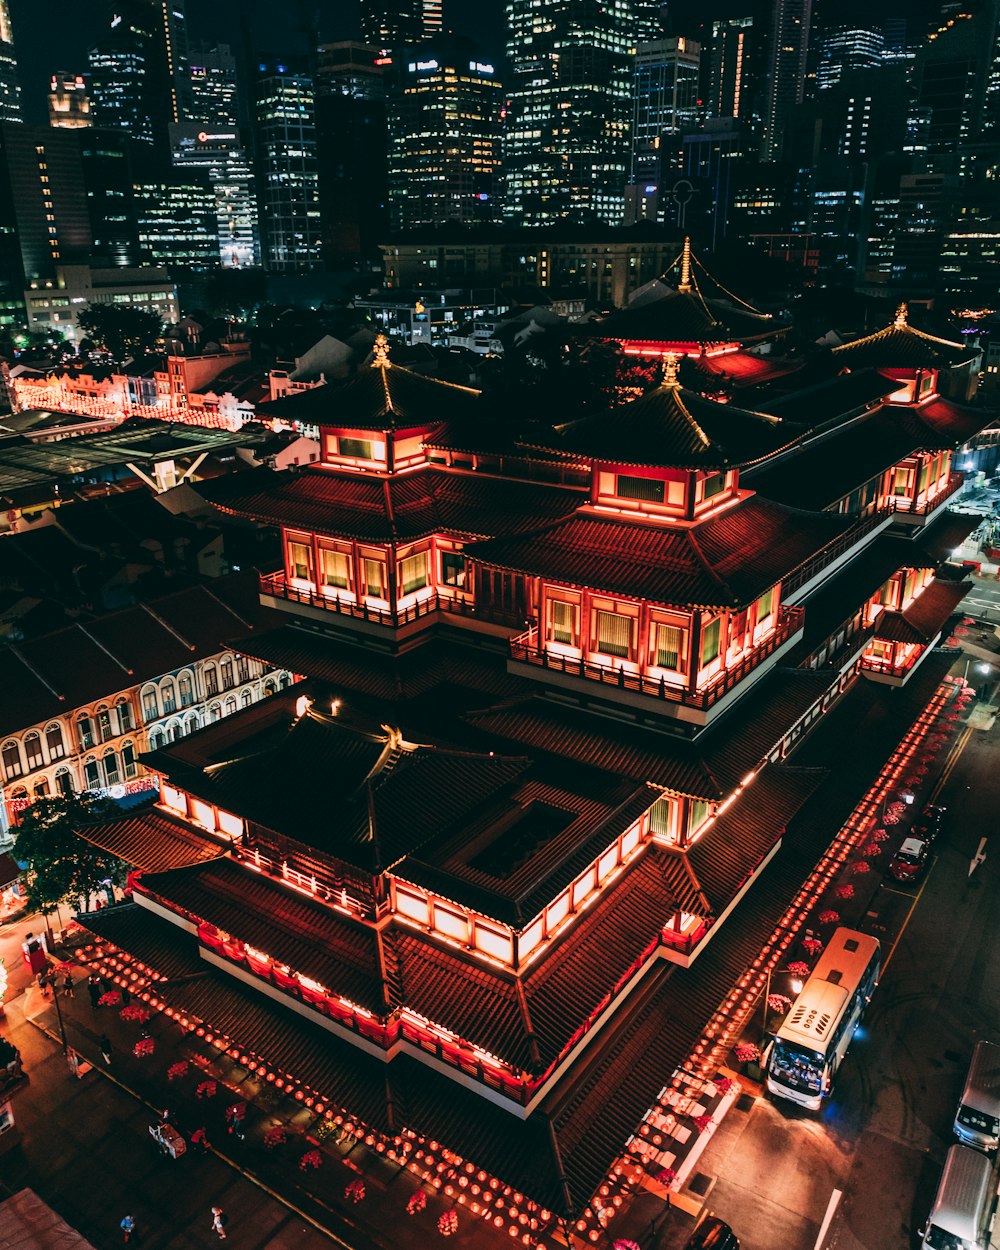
xmin=51 ymin=980 xmax=69 ymax=1055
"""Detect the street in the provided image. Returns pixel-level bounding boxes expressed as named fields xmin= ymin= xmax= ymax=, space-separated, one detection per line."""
xmin=649 ymin=679 xmax=1000 ymax=1250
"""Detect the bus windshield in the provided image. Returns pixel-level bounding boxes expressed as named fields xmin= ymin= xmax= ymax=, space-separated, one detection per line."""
xmin=769 ymin=1039 xmax=823 ymax=1095
xmin=925 ymin=1225 xmax=975 ymax=1250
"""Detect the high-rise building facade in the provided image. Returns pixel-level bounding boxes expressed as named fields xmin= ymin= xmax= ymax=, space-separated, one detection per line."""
xmin=630 ymin=37 xmax=702 ymax=182
xmin=762 ymin=0 xmax=813 ymax=160
xmin=188 ymin=43 xmax=240 ymax=129
xmin=133 ymin=173 xmax=219 ymax=271
xmin=816 ymin=27 xmax=885 ymax=92
xmin=253 ymin=63 xmax=321 ymax=271
xmin=170 ymin=124 xmax=259 ymax=268
xmin=48 ymin=73 xmax=93 ymax=129
xmin=315 ymin=43 xmax=389 ymax=265
xmin=708 ymin=17 xmax=755 ymax=122
xmin=386 ymin=44 xmax=503 ymax=233
xmin=0 ymin=1 xmax=20 ymax=123
xmin=360 ymin=0 xmax=440 ymax=49
xmin=504 ymin=0 xmax=652 ymax=225
xmin=88 ymin=37 xmax=152 ymax=143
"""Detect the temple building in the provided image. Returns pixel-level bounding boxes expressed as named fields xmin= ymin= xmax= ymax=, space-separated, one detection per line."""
xmin=73 ymin=295 xmax=992 ymax=1228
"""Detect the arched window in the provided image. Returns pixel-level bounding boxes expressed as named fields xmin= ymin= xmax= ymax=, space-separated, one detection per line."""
xmin=223 ymin=695 xmax=236 ymax=718
xmin=204 ymin=663 xmax=219 ymax=696
xmin=102 ymin=750 xmax=120 ymax=786
xmin=8 ymin=785 xmax=26 ymax=802
xmin=209 ymin=702 xmax=221 ymax=723
xmin=279 ymin=673 xmax=291 ymax=689
xmin=220 ymin=657 xmax=234 ymax=690
xmin=121 ymin=742 xmax=137 ymax=779
xmin=185 ymin=712 xmax=200 ymax=736
xmin=241 ymin=689 xmax=253 ymax=708
xmin=33 ymin=777 xmax=49 ymax=798
xmin=46 ymin=723 xmax=65 ymax=759
xmin=97 ymin=705 xmax=114 ymax=742
xmin=76 ymin=714 xmax=95 ymax=751
xmin=236 ymin=655 xmax=249 ymax=684
xmin=83 ymin=758 xmax=101 ymax=790
xmin=24 ymin=732 xmax=43 ymax=769
xmin=1 ymin=740 xmax=22 ymax=779
xmin=178 ymin=672 xmax=194 ymax=707
xmin=116 ymin=698 xmax=133 ymax=732
xmin=141 ymin=686 xmax=159 ymax=721
xmin=263 ymin=680 xmax=277 ymax=697
xmin=55 ymin=767 xmax=74 ymax=796
xmin=148 ymin=728 xmax=164 ymax=751
xmin=161 ymin=679 xmax=177 ymax=715
xmin=169 ymin=721 xmax=183 ymax=743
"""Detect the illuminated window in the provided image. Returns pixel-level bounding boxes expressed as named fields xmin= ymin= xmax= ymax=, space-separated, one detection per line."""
xmin=440 ymin=551 xmax=466 ymax=588
xmin=690 ymin=799 xmax=711 ymax=831
xmin=289 ymin=541 xmax=312 ymax=581
xmin=1 ymin=741 xmax=20 ymax=779
xmin=756 ymin=587 xmax=775 ymax=627
xmin=702 ymin=472 xmax=726 ymax=500
xmin=596 ymin=610 xmax=631 ymax=659
xmin=548 ymin=599 xmax=576 ymax=645
xmin=320 ymin=549 xmax=350 ymax=590
xmin=400 ymin=553 xmax=428 ymax=595
xmin=338 ymin=436 xmax=373 ymax=459
xmin=116 ymin=699 xmax=133 ymax=731
xmin=654 ymin=624 xmax=685 ymax=671
xmin=701 ymin=618 xmax=722 ymax=665
xmin=46 ymin=723 xmax=65 ymax=758
xmin=617 ymin=474 xmax=664 ymax=503
xmin=24 ymin=732 xmax=43 ymax=769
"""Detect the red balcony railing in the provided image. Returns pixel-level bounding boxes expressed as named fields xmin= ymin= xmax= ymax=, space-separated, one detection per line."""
xmin=509 ymin=605 xmax=804 ymax=711
xmin=891 ymin=473 xmax=965 ymax=517
xmin=259 ymin=571 xmax=527 ymax=630
xmin=783 ymin=509 xmax=888 ymax=597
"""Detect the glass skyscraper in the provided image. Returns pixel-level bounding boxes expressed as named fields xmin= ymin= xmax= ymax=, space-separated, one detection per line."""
xmin=253 ymin=63 xmax=321 ymax=271
xmin=0 ymin=1 xmax=21 ymax=124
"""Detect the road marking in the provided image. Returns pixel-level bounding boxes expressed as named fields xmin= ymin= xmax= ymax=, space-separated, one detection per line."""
xmin=813 ymin=1188 xmax=843 ymax=1250
xmin=881 ymin=858 xmax=935 ymax=978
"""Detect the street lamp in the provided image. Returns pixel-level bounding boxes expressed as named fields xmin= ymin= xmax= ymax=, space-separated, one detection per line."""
xmin=760 ymin=965 xmax=805 ymax=1048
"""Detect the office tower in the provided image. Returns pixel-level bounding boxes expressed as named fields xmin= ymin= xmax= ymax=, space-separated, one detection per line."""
xmin=78 ymin=131 xmax=140 ymax=267
xmin=170 ymin=124 xmax=259 ymax=267
xmin=189 ymin=44 xmax=240 ymax=129
xmin=0 ymin=2 xmax=20 ymax=124
xmin=253 ymin=62 xmax=320 ymax=271
xmin=133 ymin=173 xmax=218 ymax=271
xmin=88 ymin=0 xmax=191 ymax=148
xmin=386 ymin=43 xmax=502 ymax=233
xmin=504 ymin=0 xmax=651 ymax=225
xmin=48 ymin=73 xmax=93 ymax=129
xmin=630 ymin=37 xmax=702 ymax=184
xmin=315 ymin=42 xmax=389 ymax=265
xmin=762 ymin=0 xmax=813 ymax=160
xmin=914 ymin=0 xmax=1000 ymax=153
xmin=360 ymin=0 xmax=439 ymax=49
xmin=708 ymin=17 xmax=755 ymax=121
xmin=882 ymin=18 xmax=909 ymax=63
xmin=816 ymin=27 xmax=885 ymax=91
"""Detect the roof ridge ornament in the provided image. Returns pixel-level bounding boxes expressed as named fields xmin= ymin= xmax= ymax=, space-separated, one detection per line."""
xmin=894 ymin=301 xmax=908 ymax=328
xmin=678 ymin=237 xmax=693 ymax=293
xmin=371 ymin=333 xmax=391 ymax=368
xmin=662 ymin=351 xmax=681 ymax=387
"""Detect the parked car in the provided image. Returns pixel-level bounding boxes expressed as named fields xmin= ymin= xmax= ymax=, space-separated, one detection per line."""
xmin=889 ymin=834 xmax=932 ymax=883
xmin=684 ymin=1216 xmax=740 ymax=1250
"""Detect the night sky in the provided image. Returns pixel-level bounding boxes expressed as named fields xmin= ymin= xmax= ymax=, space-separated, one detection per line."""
xmin=11 ymin=0 xmax=940 ymax=124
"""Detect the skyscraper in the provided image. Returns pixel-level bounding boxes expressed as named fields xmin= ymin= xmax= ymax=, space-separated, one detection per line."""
xmin=253 ymin=62 xmax=320 ymax=271
xmin=189 ymin=44 xmax=240 ymax=129
xmin=386 ymin=42 xmax=503 ymax=233
xmin=816 ymin=27 xmax=885 ymax=91
xmin=504 ymin=0 xmax=652 ymax=225
xmin=0 ymin=1 xmax=20 ymax=123
xmin=48 ymin=74 xmax=93 ymax=129
xmin=708 ymin=17 xmax=755 ymax=122
xmin=762 ymin=0 xmax=813 ymax=160
xmin=630 ymin=37 xmax=702 ymax=178
xmin=89 ymin=34 xmax=152 ymax=143
xmin=360 ymin=0 xmax=440 ymax=49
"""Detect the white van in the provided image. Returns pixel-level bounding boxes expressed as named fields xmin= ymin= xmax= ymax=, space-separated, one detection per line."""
xmin=919 ymin=1145 xmax=998 ymax=1250
xmin=955 ymin=1041 xmax=1000 ymax=1153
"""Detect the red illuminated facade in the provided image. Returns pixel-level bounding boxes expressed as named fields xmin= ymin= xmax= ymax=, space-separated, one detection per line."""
xmin=75 ymin=302 xmax=991 ymax=1220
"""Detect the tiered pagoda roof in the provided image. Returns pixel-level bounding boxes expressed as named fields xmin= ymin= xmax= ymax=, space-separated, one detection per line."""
xmin=831 ymin=303 xmax=974 ymax=369
xmin=466 ymin=495 xmax=853 ymax=608
xmin=203 ymin=463 xmax=586 ymax=542
xmin=873 ymin=577 xmax=970 ymax=646
xmin=255 ymin=336 xmax=482 ymax=430
xmin=525 ymin=355 xmax=802 ymax=469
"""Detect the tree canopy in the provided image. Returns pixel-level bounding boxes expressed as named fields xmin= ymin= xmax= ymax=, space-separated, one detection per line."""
xmin=13 ymin=794 xmax=127 ymax=916
xmin=76 ymin=303 xmax=164 ymax=363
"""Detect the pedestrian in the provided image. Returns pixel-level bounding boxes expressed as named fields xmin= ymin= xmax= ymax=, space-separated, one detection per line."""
xmin=211 ymin=1206 xmax=227 ymax=1239
xmin=37 ymin=970 xmax=51 ymax=999
xmin=159 ymin=1107 xmax=170 ymax=1125
xmin=120 ymin=1213 xmax=135 ymax=1243
xmin=120 ymin=982 xmax=131 ymax=1007
xmin=88 ymin=975 xmax=101 ymax=1009
xmin=191 ymin=1126 xmax=209 ymax=1152
xmin=99 ymin=1034 xmax=112 ymax=1066
xmin=62 ymin=972 xmax=74 ymax=998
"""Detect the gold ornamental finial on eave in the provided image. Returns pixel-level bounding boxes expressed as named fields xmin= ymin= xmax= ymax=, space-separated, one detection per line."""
xmin=678 ymin=236 xmax=693 ymax=293
xmin=371 ymin=333 xmax=391 ymax=368
xmin=894 ymin=301 xmax=908 ymax=328
xmin=662 ymin=351 xmax=680 ymax=386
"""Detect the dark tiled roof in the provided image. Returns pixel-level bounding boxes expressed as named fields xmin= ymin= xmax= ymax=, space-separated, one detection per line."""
xmin=895 ymin=396 xmax=995 ymax=445
xmin=254 ymin=362 xmax=481 ymax=431
xmin=753 ymin=369 xmax=897 ymax=427
xmin=75 ymin=808 xmax=226 ymax=872
xmin=0 ymin=572 xmax=277 ymax=738
xmin=527 ymin=380 xmax=802 ymax=470
xmin=467 ymin=496 xmax=852 ymax=608
xmin=918 ymin=510 xmax=981 ymax=564
xmin=874 ymin=578 xmax=969 ymax=644
xmin=204 ymin=463 xmax=585 ymax=543
xmin=831 ymin=320 xmax=973 ymax=368
xmin=594 ymin=291 xmax=783 ymax=345
xmin=78 ymin=902 xmax=205 ymax=980
xmin=137 ymin=858 xmax=390 ymax=1012
xmin=685 ymin=350 xmax=803 ymax=388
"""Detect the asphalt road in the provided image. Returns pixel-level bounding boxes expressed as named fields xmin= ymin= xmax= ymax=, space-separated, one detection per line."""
xmin=652 ymin=697 xmax=1000 ymax=1250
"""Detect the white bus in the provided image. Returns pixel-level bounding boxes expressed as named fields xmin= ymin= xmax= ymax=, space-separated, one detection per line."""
xmin=765 ymin=927 xmax=881 ymax=1110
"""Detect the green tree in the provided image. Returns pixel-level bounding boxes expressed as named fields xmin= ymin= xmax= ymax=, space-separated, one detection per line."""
xmin=76 ymin=303 xmax=163 ymax=362
xmin=14 ymin=794 xmax=127 ymax=921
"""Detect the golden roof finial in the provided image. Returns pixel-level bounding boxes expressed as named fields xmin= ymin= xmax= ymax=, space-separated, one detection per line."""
xmin=678 ymin=237 xmax=693 ymax=293
xmin=894 ymin=301 xmax=908 ymax=328
xmin=662 ymin=351 xmax=681 ymax=386
xmin=371 ymin=332 xmax=390 ymax=368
